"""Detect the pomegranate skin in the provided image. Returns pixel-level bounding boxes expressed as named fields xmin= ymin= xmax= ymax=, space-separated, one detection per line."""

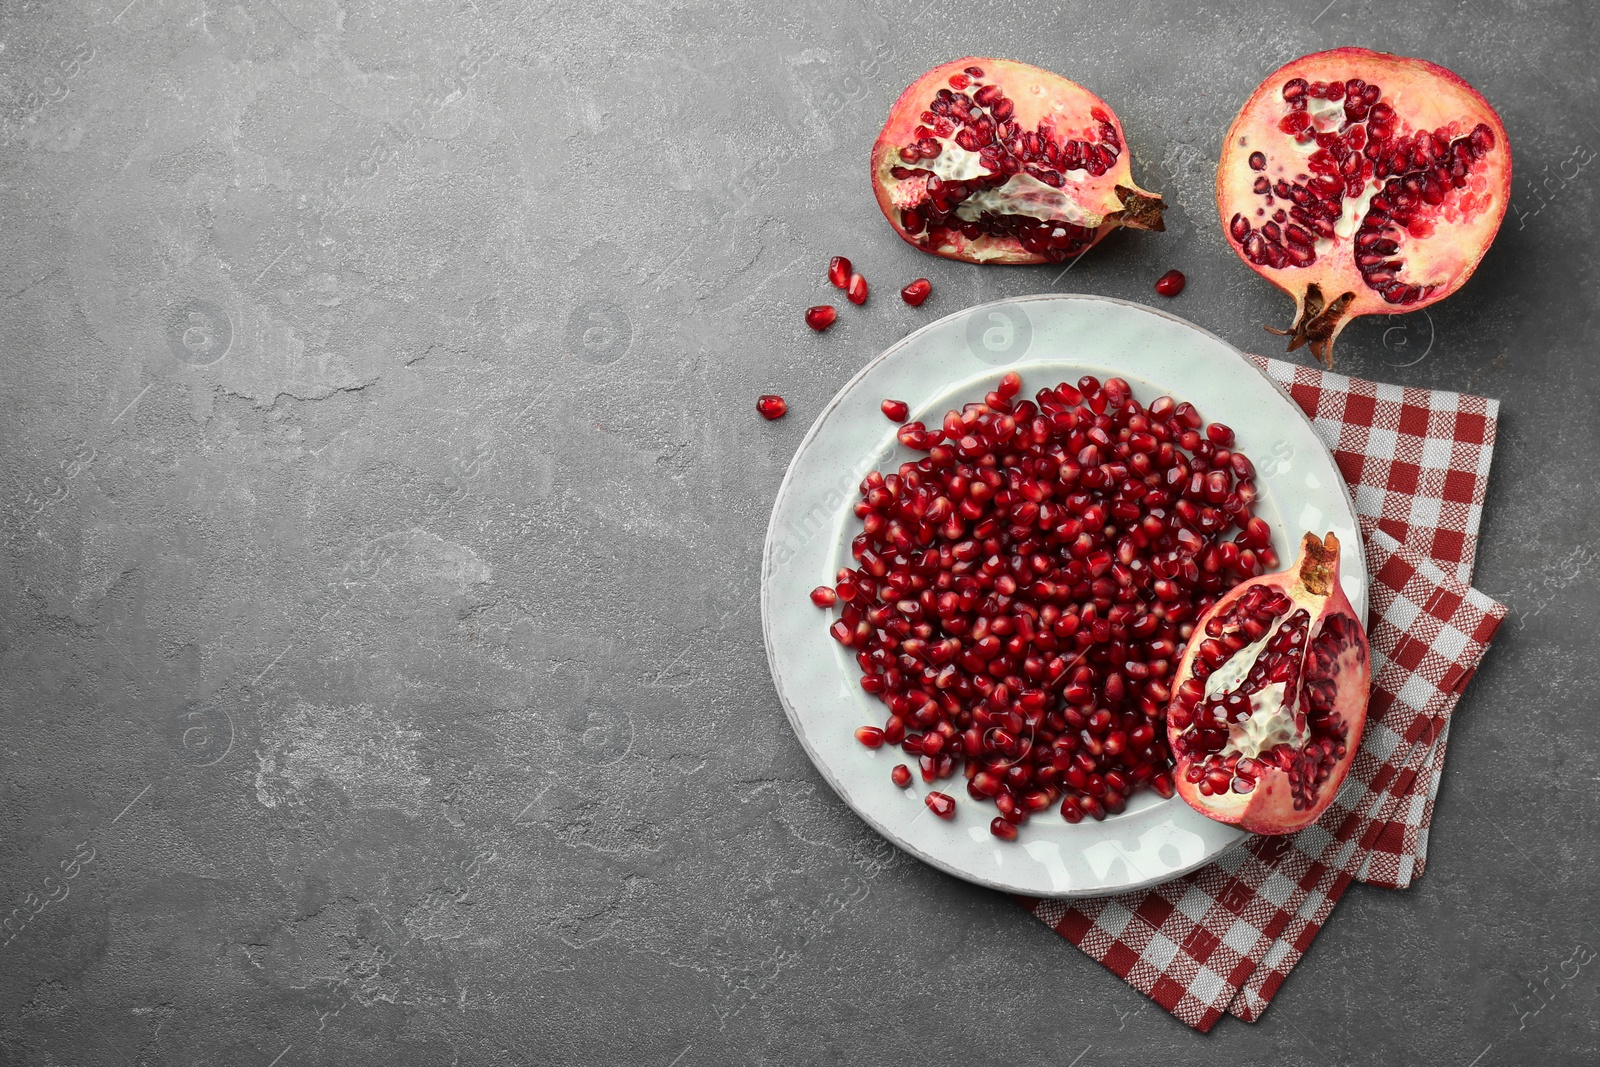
xmin=1217 ymin=48 xmax=1511 ymax=366
xmin=871 ymin=57 xmax=1165 ymax=264
xmin=1166 ymin=532 xmax=1371 ymax=835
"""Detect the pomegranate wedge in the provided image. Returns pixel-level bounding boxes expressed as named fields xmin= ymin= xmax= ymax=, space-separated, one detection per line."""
xmin=872 ymin=58 xmax=1164 ymax=264
xmin=1167 ymin=532 xmax=1371 ymax=835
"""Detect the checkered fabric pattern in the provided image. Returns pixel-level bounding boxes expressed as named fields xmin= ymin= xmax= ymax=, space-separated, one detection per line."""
xmin=1017 ymin=359 xmax=1507 ymax=1031
xmin=1243 ymin=355 xmax=1497 ymax=585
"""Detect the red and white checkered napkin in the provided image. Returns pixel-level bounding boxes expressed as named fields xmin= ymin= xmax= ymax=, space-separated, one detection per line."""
xmin=1014 ymin=357 xmax=1508 ymax=1031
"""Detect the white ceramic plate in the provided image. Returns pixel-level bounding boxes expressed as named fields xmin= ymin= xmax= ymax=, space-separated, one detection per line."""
xmin=761 ymin=294 xmax=1366 ymax=898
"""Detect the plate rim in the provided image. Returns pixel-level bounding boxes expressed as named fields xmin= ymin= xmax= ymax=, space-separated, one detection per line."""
xmin=760 ymin=291 xmax=1364 ymax=897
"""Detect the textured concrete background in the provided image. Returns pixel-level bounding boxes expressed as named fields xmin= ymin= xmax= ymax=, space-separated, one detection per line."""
xmin=2 ymin=0 xmax=1596 ymax=1063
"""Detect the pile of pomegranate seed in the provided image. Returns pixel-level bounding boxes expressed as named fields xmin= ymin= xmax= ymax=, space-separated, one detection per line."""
xmin=820 ymin=372 xmax=1275 ymax=837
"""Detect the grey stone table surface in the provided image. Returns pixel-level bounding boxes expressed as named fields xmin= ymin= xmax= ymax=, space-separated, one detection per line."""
xmin=2 ymin=1 xmax=1596 ymax=1064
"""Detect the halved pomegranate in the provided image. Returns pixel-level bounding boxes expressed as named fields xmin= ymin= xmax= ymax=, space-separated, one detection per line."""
xmin=1166 ymin=532 xmax=1370 ymax=835
xmin=872 ymin=58 xmax=1165 ymax=264
xmin=1217 ymin=48 xmax=1511 ymax=365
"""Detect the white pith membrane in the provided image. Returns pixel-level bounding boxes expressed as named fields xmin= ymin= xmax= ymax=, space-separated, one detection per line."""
xmin=914 ymin=140 xmax=1103 ymax=228
xmin=1200 ymin=617 xmax=1310 ymax=761
xmin=958 ymin=172 xmax=1099 ymax=228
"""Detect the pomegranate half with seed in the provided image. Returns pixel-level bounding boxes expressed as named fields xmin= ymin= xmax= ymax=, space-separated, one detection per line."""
xmin=872 ymin=58 xmax=1165 ymax=264
xmin=1166 ymin=532 xmax=1370 ymax=835
xmin=1217 ymin=48 xmax=1510 ymax=365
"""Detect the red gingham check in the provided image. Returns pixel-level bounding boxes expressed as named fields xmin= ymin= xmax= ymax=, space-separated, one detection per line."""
xmin=1242 ymin=356 xmax=1496 ymax=585
xmin=1016 ymin=358 xmax=1506 ymax=1031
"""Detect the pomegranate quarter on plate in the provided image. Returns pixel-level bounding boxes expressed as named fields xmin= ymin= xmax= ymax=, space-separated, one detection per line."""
xmin=872 ymin=58 xmax=1165 ymax=264
xmin=1218 ymin=48 xmax=1511 ymax=365
xmin=1168 ymin=532 xmax=1371 ymax=834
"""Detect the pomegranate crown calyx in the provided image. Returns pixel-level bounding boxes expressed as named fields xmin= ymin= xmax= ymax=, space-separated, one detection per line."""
xmin=1297 ymin=531 xmax=1340 ymax=596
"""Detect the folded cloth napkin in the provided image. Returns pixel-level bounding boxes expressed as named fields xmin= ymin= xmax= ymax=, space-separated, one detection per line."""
xmin=1015 ymin=356 xmax=1508 ymax=1032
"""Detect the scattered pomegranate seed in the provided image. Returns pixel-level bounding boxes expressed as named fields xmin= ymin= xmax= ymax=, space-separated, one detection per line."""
xmin=1155 ymin=269 xmax=1186 ymax=297
xmin=756 ymin=394 xmax=788 ymax=420
xmin=828 ymin=256 xmax=852 ymax=289
xmin=924 ymin=792 xmax=956 ymax=819
xmin=882 ymin=398 xmax=910 ymax=422
xmin=855 ymin=726 xmax=885 ymax=748
xmin=891 ymin=764 xmax=912 ymax=788
xmin=805 ymin=305 xmax=837 ymax=331
xmin=900 ymin=278 xmax=932 ymax=306
xmin=828 ymin=373 xmax=1268 ymax=839
xmin=809 ymin=586 xmax=837 ymax=607
xmin=990 ymin=817 xmax=1019 ymax=841
xmin=846 ymin=272 xmax=869 ymax=305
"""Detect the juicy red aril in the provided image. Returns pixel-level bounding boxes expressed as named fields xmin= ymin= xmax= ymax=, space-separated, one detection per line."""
xmin=832 ymin=373 xmax=1267 ymax=839
xmin=855 ymin=726 xmax=885 ymax=748
xmin=924 ymin=791 xmax=956 ymax=819
xmin=990 ymin=817 xmax=1019 ymax=840
xmin=1154 ymin=269 xmax=1186 ymax=297
xmin=901 ymin=278 xmax=932 ymax=306
xmin=828 ymin=256 xmax=852 ymax=289
xmin=882 ymin=398 xmax=911 ymax=422
xmin=757 ymin=394 xmax=788 ymax=420
xmin=891 ymin=764 xmax=912 ymax=788
xmin=805 ymin=305 xmax=837 ymax=331
xmin=847 ymin=273 xmax=869 ymax=305
xmin=810 ymin=586 xmax=837 ymax=607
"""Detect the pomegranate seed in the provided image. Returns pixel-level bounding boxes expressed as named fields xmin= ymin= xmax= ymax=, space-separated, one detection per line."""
xmin=891 ymin=764 xmax=912 ymax=788
xmin=828 ymin=256 xmax=852 ymax=289
xmin=809 ymin=586 xmax=837 ymax=607
xmin=805 ymin=305 xmax=837 ymax=331
xmin=924 ymin=792 xmax=956 ymax=819
xmin=846 ymin=272 xmax=869 ymax=305
xmin=882 ymin=398 xmax=911 ymax=422
xmin=1154 ymin=269 xmax=1186 ymax=297
xmin=990 ymin=817 xmax=1018 ymax=841
xmin=855 ymin=726 xmax=885 ymax=748
xmin=900 ymin=278 xmax=932 ymax=306
xmin=756 ymin=394 xmax=788 ymax=420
